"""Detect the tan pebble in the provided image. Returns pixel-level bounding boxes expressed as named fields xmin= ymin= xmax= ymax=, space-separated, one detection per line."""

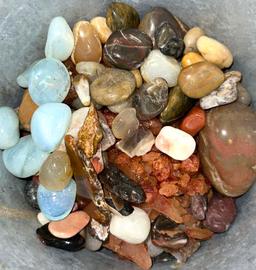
xmin=197 ymin=36 xmax=233 ymax=68
xmin=131 ymin=69 xmax=143 ymax=88
xmin=48 ymin=211 xmax=90 ymax=239
xmin=181 ymin=52 xmax=205 ymax=68
xmin=184 ymin=27 xmax=205 ymax=53
xmin=18 ymin=90 xmax=38 ymax=131
xmin=90 ymin=16 xmax=112 ymax=44
xmin=37 ymin=212 xmax=49 ymax=225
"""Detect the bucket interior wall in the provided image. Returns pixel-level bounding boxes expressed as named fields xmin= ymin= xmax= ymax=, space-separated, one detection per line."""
xmin=0 ymin=0 xmax=256 ymax=269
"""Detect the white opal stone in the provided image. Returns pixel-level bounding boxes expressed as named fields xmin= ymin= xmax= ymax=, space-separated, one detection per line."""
xmin=141 ymin=50 xmax=181 ymax=87
xmin=31 ymin=103 xmax=71 ymax=153
xmin=45 ymin=16 xmax=74 ymax=61
xmin=37 ymin=212 xmax=50 ymax=225
xmin=155 ymin=126 xmax=196 ymax=161
xmin=2 ymin=135 xmax=49 ymax=178
xmin=110 ymin=207 xmax=150 ymax=244
xmin=0 ymin=107 xmax=19 ymax=150
xmin=73 ymin=75 xmax=90 ymax=106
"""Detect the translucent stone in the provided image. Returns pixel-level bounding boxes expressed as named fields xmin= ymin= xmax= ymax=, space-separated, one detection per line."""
xmin=3 ymin=135 xmax=49 ymax=178
xmin=237 ymin=83 xmax=252 ymax=106
xmin=76 ymin=61 xmax=106 ymax=83
xmin=39 ymin=151 xmax=73 ymax=191
xmin=0 ymin=106 xmax=19 ymax=150
xmin=31 ymin=103 xmax=72 ymax=153
xmin=37 ymin=212 xmax=50 ymax=225
xmin=116 ymin=126 xmax=155 ymax=158
xmin=45 ymin=16 xmax=74 ymax=61
xmin=108 ymin=96 xmax=133 ymax=113
xmin=73 ymin=74 xmax=90 ymax=106
xmin=37 ymin=179 xmax=77 ymax=221
xmin=28 ymin=58 xmax=70 ymax=105
xmin=111 ymin=108 xmax=139 ymax=139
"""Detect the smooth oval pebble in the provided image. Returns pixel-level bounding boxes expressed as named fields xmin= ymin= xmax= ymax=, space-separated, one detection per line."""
xmin=39 ymin=151 xmax=73 ymax=191
xmin=48 ymin=211 xmax=90 ymax=239
xmin=28 ymin=58 xmax=70 ymax=105
xmin=73 ymin=74 xmax=90 ymax=106
xmin=45 ymin=16 xmax=74 ymax=61
xmin=141 ymin=50 xmax=181 ymax=87
xmin=90 ymin=68 xmax=136 ymax=106
xmin=237 ymin=83 xmax=251 ymax=106
xmin=103 ymin=28 xmax=152 ymax=70
xmin=31 ymin=103 xmax=71 ymax=153
xmin=90 ymin=16 xmax=112 ymax=44
xmin=155 ymin=126 xmax=196 ymax=161
xmin=72 ymin=21 xmax=102 ymax=64
xmin=131 ymin=69 xmax=143 ymax=88
xmin=76 ymin=61 xmax=106 ymax=83
xmin=24 ymin=177 xmax=39 ymax=209
xmin=3 ymin=135 xmax=49 ymax=178
xmin=108 ymin=96 xmax=133 ymax=113
xmin=110 ymin=207 xmax=150 ymax=244
xmin=197 ymin=36 xmax=233 ymax=68
xmin=0 ymin=107 xmax=19 ymax=150
xmin=181 ymin=52 xmax=205 ymax=68
xmin=37 ymin=179 xmax=76 ymax=221
xmin=37 ymin=212 xmax=50 ymax=225
xmin=183 ymin=27 xmax=205 ymax=53
xmin=178 ymin=61 xmax=225 ymax=98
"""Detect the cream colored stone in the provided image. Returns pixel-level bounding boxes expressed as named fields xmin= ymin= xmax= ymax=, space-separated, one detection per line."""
xmin=184 ymin=26 xmax=205 ymax=53
xmin=90 ymin=16 xmax=112 ymax=44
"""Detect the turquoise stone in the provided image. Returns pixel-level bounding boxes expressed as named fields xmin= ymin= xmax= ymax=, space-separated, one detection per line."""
xmin=31 ymin=103 xmax=71 ymax=153
xmin=28 ymin=58 xmax=70 ymax=105
xmin=45 ymin=16 xmax=74 ymax=61
xmin=2 ymin=135 xmax=49 ymax=178
xmin=0 ymin=107 xmax=19 ymax=149
xmin=37 ymin=179 xmax=76 ymax=221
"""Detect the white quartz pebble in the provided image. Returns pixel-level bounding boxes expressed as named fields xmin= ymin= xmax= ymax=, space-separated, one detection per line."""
xmin=37 ymin=212 xmax=50 ymax=225
xmin=73 ymin=75 xmax=90 ymax=106
xmin=110 ymin=207 xmax=150 ymax=244
xmin=155 ymin=126 xmax=196 ymax=161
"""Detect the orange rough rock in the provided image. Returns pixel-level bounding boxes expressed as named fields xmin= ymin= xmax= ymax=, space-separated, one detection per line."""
xmin=186 ymin=176 xmax=210 ymax=196
xmin=185 ymin=227 xmax=214 ymax=240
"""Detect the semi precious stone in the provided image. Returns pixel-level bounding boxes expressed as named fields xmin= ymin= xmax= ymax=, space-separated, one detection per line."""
xmin=183 ymin=27 xmax=205 ymax=54
xmin=31 ymin=103 xmax=71 ymax=153
xmin=39 ymin=151 xmax=73 ymax=191
xmin=73 ymin=74 xmax=90 ymax=106
xmin=106 ymin=2 xmax=140 ymax=31
xmin=155 ymin=126 xmax=196 ymax=161
xmin=90 ymin=68 xmax=136 ymax=106
xmin=237 ymin=83 xmax=252 ymax=106
xmin=36 ymin=224 xmax=85 ymax=251
xmin=24 ymin=178 xmax=39 ymax=209
xmin=28 ymin=58 xmax=70 ymax=105
xmin=160 ymin=85 xmax=195 ymax=123
xmin=178 ymin=61 xmax=225 ymax=98
xmin=90 ymin=16 xmax=112 ymax=44
xmin=76 ymin=61 xmax=106 ymax=83
xmin=72 ymin=21 xmax=102 ymax=64
xmin=181 ymin=52 xmax=205 ymax=68
xmin=116 ymin=127 xmax=155 ymax=158
xmin=197 ymin=36 xmax=233 ymax=68
xmin=0 ymin=106 xmax=19 ymax=149
xmin=155 ymin=22 xmax=184 ymax=59
xmin=45 ymin=16 xmax=74 ymax=61
xmin=110 ymin=207 xmax=150 ymax=244
xmin=139 ymin=7 xmax=187 ymax=46
xmin=48 ymin=211 xmax=90 ymax=239
xmin=198 ymin=103 xmax=256 ymax=197
xmin=37 ymin=179 xmax=76 ymax=220
xmin=200 ymin=71 xmax=241 ymax=109
xmin=107 ymin=96 xmax=133 ymax=114
xmin=16 ymin=60 xmax=40 ymax=88
xmin=111 ymin=108 xmax=139 ymax=139
xmin=103 ymin=29 xmax=152 ymax=70
xmin=131 ymin=69 xmax=143 ymax=88
xmin=37 ymin=212 xmax=50 ymax=225
xmin=18 ymin=90 xmax=38 ymax=131
xmin=141 ymin=50 xmax=181 ymax=87
xmin=3 ymin=135 xmax=49 ymax=178
xmin=133 ymin=78 xmax=168 ymax=120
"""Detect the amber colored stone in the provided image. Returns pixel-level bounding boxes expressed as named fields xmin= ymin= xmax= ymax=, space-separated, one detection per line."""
xmin=18 ymin=90 xmax=38 ymax=131
xmin=181 ymin=52 xmax=205 ymax=68
xmin=90 ymin=17 xmax=112 ymax=44
xmin=131 ymin=69 xmax=143 ymax=88
xmin=180 ymin=106 xmax=206 ymax=136
xmin=71 ymin=21 xmax=102 ymax=64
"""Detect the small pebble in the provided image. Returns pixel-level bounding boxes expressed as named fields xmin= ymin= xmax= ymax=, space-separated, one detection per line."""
xmin=37 ymin=179 xmax=76 ymax=221
xmin=45 ymin=16 xmax=74 ymax=61
xmin=197 ymin=36 xmax=233 ymax=68
xmin=155 ymin=126 xmax=196 ymax=161
xmin=80 ymin=228 xmax=102 ymax=251
xmin=146 ymin=237 xmax=164 ymax=257
xmin=73 ymin=74 xmax=90 ymax=106
xmin=108 ymin=96 xmax=133 ymax=114
xmin=48 ymin=211 xmax=90 ymax=239
xmin=110 ymin=207 xmax=151 ymax=244
xmin=141 ymin=50 xmax=181 ymax=87
xmin=0 ymin=106 xmax=19 ymax=150
xmin=76 ymin=61 xmax=106 ymax=83
xmin=24 ymin=177 xmax=39 ymax=209
xmin=183 ymin=27 xmax=205 ymax=53
xmin=90 ymin=16 xmax=112 ymax=44
xmin=237 ymin=83 xmax=252 ymax=106
xmin=37 ymin=212 xmax=50 ymax=225
xmin=131 ymin=69 xmax=143 ymax=88
xmin=181 ymin=52 xmax=205 ymax=68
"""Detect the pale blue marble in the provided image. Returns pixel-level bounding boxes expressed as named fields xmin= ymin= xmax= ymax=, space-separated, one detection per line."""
xmin=31 ymin=103 xmax=71 ymax=152
xmin=28 ymin=58 xmax=70 ymax=105
xmin=45 ymin=16 xmax=74 ymax=61
xmin=0 ymin=106 xmax=20 ymax=150
xmin=16 ymin=60 xmax=40 ymax=88
xmin=2 ymin=135 xmax=49 ymax=178
xmin=37 ymin=179 xmax=76 ymax=221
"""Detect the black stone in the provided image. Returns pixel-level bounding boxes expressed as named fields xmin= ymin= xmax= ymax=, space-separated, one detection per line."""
xmin=24 ymin=179 xmax=39 ymax=209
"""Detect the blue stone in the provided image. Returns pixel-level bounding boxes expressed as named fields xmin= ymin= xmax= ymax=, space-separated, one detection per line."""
xmin=0 ymin=106 xmax=20 ymax=149
xmin=37 ymin=179 xmax=76 ymax=221
xmin=28 ymin=58 xmax=70 ymax=105
xmin=31 ymin=103 xmax=71 ymax=152
xmin=2 ymin=135 xmax=49 ymax=178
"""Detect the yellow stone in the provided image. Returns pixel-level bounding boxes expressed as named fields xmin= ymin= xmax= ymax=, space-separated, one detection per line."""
xmin=184 ymin=27 xmax=205 ymax=53
xmin=131 ymin=69 xmax=143 ymax=88
xmin=90 ymin=17 xmax=112 ymax=44
xmin=181 ymin=52 xmax=205 ymax=68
